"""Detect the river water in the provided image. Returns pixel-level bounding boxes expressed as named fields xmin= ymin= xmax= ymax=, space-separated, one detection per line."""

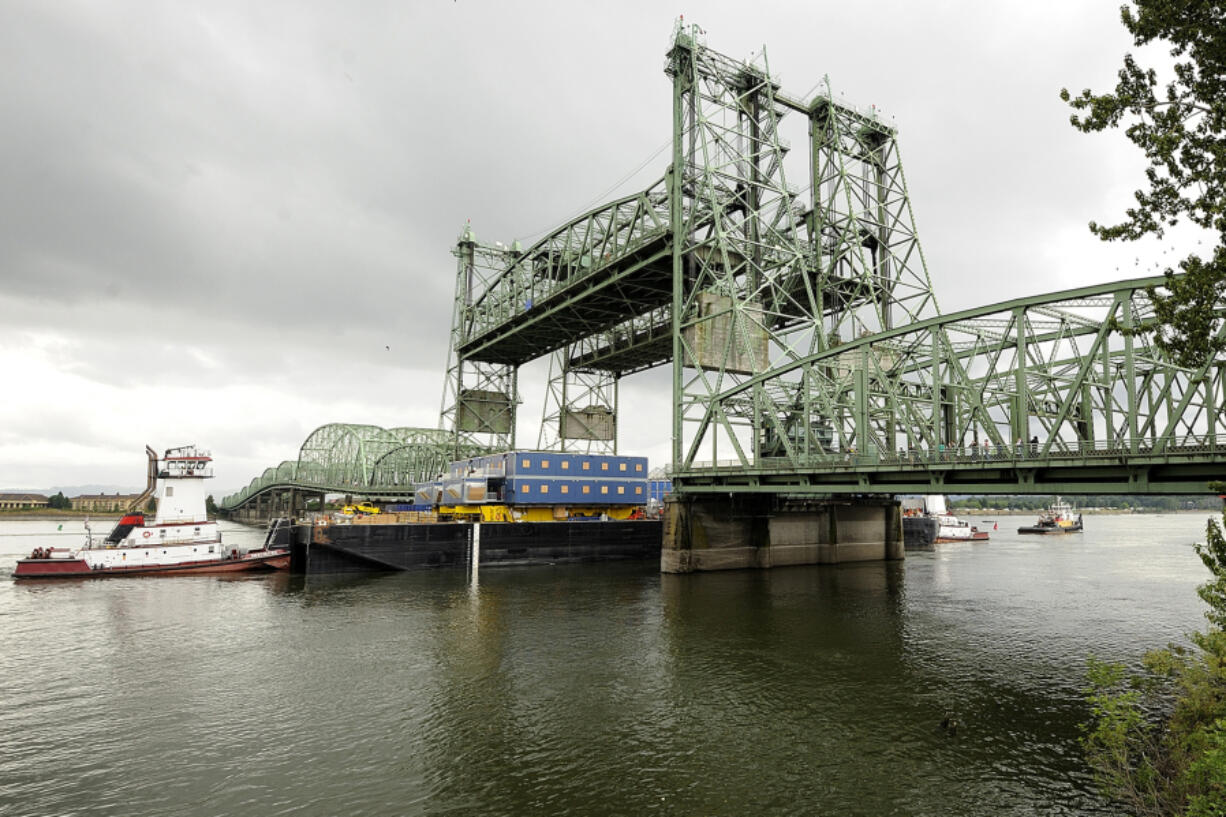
xmin=0 ymin=513 xmax=1216 ymax=816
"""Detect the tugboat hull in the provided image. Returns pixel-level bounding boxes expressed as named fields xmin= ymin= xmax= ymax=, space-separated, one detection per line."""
xmin=1017 ymin=523 xmax=1083 ymax=535
xmin=14 ymin=550 xmax=289 ymax=579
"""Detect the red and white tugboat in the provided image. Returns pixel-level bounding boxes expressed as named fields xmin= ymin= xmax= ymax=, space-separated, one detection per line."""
xmin=14 ymin=446 xmax=289 ymax=579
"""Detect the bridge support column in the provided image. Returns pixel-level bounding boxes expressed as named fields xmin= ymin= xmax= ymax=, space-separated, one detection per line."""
xmin=662 ymin=495 xmax=902 ymax=573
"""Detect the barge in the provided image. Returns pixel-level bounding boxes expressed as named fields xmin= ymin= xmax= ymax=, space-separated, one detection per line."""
xmin=901 ymin=495 xmax=989 ymax=550
xmin=274 ymin=515 xmax=662 ymax=574
xmin=270 ymin=451 xmax=663 ymax=574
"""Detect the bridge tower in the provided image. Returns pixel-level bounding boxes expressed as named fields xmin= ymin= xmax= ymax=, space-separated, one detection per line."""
xmin=439 ymin=226 xmax=520 ymax=458
xmin=665 ymin=23 xmax=937 ymax=477
xmin=537 ymin=349 xmax=618 ymax=454
xmin=660 ymin=23 xmax=937 ymax=570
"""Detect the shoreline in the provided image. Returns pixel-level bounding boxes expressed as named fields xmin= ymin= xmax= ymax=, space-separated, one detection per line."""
xmin=0 ymin=511 xmax=121 ymax=521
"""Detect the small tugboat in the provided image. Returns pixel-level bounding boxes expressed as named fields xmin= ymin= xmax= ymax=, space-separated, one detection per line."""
xmin=14 ymin=445 xmax=289 ymax=578
xmin=1017 ymin=497 xmax=1083 ymax=535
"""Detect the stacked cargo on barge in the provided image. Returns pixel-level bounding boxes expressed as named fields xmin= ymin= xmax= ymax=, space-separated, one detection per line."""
xmin=430 ymin=451 xmax=650 ymax=521
xmin=280 ymin=451 xmax=662 ymax=574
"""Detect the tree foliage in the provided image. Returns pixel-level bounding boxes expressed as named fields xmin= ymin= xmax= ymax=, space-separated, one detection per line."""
xmin=1061 ymin=0 xmax=1226 ymax=368
xmin=1082 ymin=506 xmax=1226 ymax=814
xmin=46 ymin=492 xmax=71 ymax=510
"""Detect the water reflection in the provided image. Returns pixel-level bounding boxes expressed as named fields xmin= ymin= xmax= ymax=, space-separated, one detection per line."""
xmin=1 ymin=515 xmax=1214 ymax=816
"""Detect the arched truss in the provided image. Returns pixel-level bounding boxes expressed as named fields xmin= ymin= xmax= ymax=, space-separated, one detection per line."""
xmin=370 ymin=428 xmax=487 ymax=485
xmin=297 ymin=423 xmax=404 ymax=488
xmin=676 ymin=275 xmax=1226 ymax=492
xmin=218 ymin=425 xmax=491 ymax=510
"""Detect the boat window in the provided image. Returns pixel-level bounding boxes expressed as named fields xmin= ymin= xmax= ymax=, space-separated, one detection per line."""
xmin=209 ymin=546 xmax=214 ymax=553
xmin=160 ymin=530 xmax=166 ymax=537
xmin=166 ymin=486 xmax=174 ymax=497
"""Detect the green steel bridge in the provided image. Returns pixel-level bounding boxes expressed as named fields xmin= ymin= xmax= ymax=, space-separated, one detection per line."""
xmin=219 ymin=23 xmax=1226 ymax=514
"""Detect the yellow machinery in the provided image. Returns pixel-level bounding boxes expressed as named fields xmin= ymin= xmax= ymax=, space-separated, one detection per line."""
xmin=341 ymin=502 xmax=381 ymax=515
xmin=437 ymin=504 xmax=640 ymax=523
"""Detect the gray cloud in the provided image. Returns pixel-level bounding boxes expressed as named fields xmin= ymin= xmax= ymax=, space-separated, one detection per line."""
xmin=0 ymin=0 xmax=1182 ymax=489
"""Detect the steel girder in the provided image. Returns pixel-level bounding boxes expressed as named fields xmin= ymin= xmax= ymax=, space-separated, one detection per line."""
xmin=454 ymin=181 xmax=676 ymax=364
xmin=673 ymin=276 xmax=1226 ymax=494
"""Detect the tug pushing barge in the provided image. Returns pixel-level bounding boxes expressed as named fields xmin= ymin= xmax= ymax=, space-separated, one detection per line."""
xmin=268 ymin=451 xmax=663 ymax=574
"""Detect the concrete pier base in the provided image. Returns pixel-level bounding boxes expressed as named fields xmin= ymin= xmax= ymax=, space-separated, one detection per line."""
xmin=662 ymin=494 xmax=903 ymax=573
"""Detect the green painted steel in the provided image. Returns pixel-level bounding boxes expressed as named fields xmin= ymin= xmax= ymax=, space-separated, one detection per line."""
xmin=217 ymin=424 xmax=488 ymax=510
xmin=225 ymin=22 xmax=1226 ymax=510
xmin=673 ymin=276 xmax=1226 ymax=495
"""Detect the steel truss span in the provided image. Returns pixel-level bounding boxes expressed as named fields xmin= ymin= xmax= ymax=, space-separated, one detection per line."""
xmin=676 ymin=277 xmax=1226 ymax=495
xmin=228 ymin=22 xmax=1226 ymax=506
xmin=217 ymin=424 xmax=487 ymax=510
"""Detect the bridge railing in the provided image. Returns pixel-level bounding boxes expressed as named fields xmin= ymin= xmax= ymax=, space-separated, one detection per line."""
xmin=682 ymin=433 xmax=1226 ymax=473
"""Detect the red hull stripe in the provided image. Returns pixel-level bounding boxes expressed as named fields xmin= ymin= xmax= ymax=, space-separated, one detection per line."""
xmin=13 ymin=552 xmax=289 ymax=579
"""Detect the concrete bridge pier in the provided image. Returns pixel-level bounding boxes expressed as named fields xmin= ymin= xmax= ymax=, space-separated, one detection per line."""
xmin=662 ymin=494 xmax=903 ymax=573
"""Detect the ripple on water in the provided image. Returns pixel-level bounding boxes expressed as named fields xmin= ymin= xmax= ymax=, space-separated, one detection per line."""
xmin=0 ymin=518 xmax=1212 ymax=815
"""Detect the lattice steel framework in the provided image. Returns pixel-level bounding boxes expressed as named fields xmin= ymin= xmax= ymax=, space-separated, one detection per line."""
xmin=439 ymin=227 xmax=520 ymax=458
xmin=217 ymin=424 xmax=483 ymax=509
xmin=223 ymin=22 xmax=1226 ymax=509
xmin=674 ymin=276 xmax=1226 ymax=494
xmin=666 ymin=23 xmax=938 ymax=468
xmin=537 ymin=348 xmax=618 ymax=453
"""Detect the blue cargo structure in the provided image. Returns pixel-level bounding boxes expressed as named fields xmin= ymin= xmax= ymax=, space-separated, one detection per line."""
xmin=648 ymin=479 xmax=672 ymax=505
xmin=433 ymin=451 xmax=649 ymax=509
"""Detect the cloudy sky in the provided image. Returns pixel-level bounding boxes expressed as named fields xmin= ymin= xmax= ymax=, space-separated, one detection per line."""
xmin=0 ymin=1 xmax=1201 ymax=495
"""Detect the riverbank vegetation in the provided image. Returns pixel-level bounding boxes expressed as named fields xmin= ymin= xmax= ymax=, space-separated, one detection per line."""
xmin=1081 ymin=502 xmax=1226 ymax=814
xmin=1063 ymin=2 xmax=1226 ymax=802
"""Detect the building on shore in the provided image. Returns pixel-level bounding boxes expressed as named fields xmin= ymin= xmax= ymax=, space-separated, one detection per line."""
xmin=71 ymin=493 xmax=143 ymax=513
xmin=0 ymin=493 xmax=50 ymax=510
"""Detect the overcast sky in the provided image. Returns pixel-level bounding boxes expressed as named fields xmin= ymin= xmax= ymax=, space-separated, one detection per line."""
xmin=0 ymin=0 xmax=1203 ymax=494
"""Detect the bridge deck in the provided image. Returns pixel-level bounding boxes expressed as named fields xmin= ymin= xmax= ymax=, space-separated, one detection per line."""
xmin=676 ymin=442 xmax=1226 ymax=496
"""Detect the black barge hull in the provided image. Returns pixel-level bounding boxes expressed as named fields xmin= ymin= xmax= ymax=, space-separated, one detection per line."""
xmin=283 ymin=520 xmax=663 ymax=574
xmin=902 ymin=516 xmax=939 ymax=551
